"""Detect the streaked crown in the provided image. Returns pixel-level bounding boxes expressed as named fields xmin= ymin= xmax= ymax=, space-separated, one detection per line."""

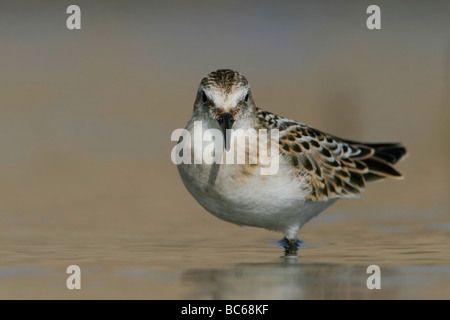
xmin=200 ymin=69 xmax=249 ymax=93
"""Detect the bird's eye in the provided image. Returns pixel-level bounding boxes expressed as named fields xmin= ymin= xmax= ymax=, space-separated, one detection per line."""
xmin=244 ymin=93 xmax=249 ymax=102
xmin=202 ymin=91 xmax=208 ymax=103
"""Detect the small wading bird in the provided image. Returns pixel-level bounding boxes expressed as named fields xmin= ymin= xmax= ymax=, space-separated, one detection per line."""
xmin=177 ymin=69 xmax=407 ymax=255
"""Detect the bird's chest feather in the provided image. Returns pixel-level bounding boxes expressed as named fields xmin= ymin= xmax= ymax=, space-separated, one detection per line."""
xmin=178 ymin=159 xmax=309 ymax=218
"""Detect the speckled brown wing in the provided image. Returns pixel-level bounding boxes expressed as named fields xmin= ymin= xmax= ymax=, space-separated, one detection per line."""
xmin=256 ymin=108 xmax=407 ymax=201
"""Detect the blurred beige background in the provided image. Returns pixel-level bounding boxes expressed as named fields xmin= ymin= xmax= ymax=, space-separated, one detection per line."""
xmin=0 ymin=0 xmax=449 ymax=299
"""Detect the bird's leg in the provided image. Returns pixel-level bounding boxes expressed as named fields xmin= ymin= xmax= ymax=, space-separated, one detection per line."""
xmin=284 ymin=238 xmax=299 ymax=256
xmin=275 ymin=237 xmax=304 ymax=256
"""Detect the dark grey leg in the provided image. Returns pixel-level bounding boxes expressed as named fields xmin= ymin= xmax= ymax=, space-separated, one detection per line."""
xmin=284 ymin=238 xmax=298 ymax=256
xmin=275 ymin=237 xmax=304 ymax=256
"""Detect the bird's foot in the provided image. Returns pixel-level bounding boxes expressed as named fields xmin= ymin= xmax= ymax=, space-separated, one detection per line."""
xmin=273 ymin=237 xmax=304 ymax=256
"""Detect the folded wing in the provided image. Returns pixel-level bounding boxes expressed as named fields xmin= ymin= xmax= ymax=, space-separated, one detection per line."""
xmin=257 ymin=109 xmax=407 ymax=201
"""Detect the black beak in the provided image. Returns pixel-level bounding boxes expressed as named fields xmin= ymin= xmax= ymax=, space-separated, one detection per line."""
xmin=217 ymin=112 xmax=235 ymax=151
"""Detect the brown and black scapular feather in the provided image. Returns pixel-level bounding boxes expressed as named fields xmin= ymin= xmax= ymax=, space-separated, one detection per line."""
xmin=257 ymin=108 xmax=407 ymax=201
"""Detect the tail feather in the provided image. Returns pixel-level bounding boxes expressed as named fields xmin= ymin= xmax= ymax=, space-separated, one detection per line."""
xmin=363 ymin=156 xmax=402 ymax=178
xmin=343 ymin=140 xmax=407 ymax=183
xmin=363 ymin=142 xmax=407 ymax=164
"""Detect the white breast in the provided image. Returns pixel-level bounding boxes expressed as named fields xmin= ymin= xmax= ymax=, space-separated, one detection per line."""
xmin=176 ymin=117 xmax=335 ymax=239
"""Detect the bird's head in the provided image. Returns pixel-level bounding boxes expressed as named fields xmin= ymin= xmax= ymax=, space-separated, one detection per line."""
xmin=193 ymin=69 xmax=255 ymax=150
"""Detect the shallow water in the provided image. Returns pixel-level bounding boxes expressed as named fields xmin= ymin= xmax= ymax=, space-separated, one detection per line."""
xmin=1 ymin=192 xmax=449 ymax=299
xmin=1 ymin=242 xmax=449 ymax=299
